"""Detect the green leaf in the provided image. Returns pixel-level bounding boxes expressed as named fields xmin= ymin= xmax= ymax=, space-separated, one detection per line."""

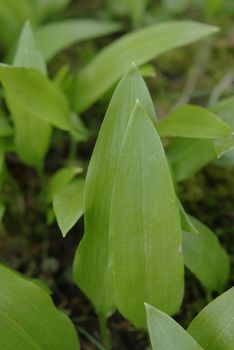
xmin=182 ymin=216 xmax=229 ymax=292
xmin=36 ymin=20 xmax=122 ymax=61
xmin=214 ymin=135 xmax=234 ymax=158
xmin=188 ymin=287 xmax=234 ymax=350
xmin=0 ymin=263 xmax=80 ymax=349
xmin=0 ymin=0 xmax=36 ymax=50
xmin=146 ymin=303 xmax=203 ymax=350
xmin=0 ymin=111 xmax=13 ymax=137
xmin=178 ymin=200 xmax=198 ymax=234
xmin=53 ymin=179 xmax=84 ymax=237
xmin=109 ymin=101 xmax=184 ymax=327
xmin=158 ymin=105 xmax=232 ymax=139
xmin=73 ymin=65 xmax=156 ymax=318
xmin=210 ymin=96 xmax=234 ymax=130
xmin=34 ymin=0 xmax=71 ymax=21
xmin=0 ymin=65 xmax=70 ymax=131
xmin=74 ymin=21 xmax=218 ymax=112
xmin=45 ymin=166 xmax=82 ymax=202
xmin=14 ymin=21 xmax=47 ymax=75
xmin=167 ymin=138 xmax=216 ymax=182
xmin=6 ymin=22 xmax=51 ymax=170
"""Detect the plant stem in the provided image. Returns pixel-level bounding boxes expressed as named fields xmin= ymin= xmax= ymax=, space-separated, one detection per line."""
xmin=98 ymin=314 xmax=111 ymax=349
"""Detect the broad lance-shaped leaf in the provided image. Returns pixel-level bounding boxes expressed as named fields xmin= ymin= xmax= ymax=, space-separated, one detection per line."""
xmin=188 ymin=287 xmax=234 ymax=350
xmin=9 ymin=21 xmax=51 ymax=170
xmin=74 ymin=21 xmax=218 ymax=112
xmin=158 ymin=105 xmax=232 ymax=139
xmin=146 ymin=303 xmax=203 ymax=350
xmin=36 ymin=20 xmax=122 ymax=61
xmin=73 ymin=65 xmax=156 ymax=318
xmin=0 ymin=264 xmax=80 ymax=349
xmin=109 ymin=101 xmax=184 ymax=327
xmin=53 ymin=179 xmax=84 ymax=237
xmin=182 ymin=216 xmax=229 ymax=292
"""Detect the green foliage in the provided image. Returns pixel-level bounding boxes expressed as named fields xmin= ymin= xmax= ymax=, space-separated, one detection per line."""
xmin=36 ymin=20 xmax=122 ymax=61
xmin=0 ymin=264 xmax=80 ymax=349
xmin=53 ymin=178 xmax=84 ymax=236
xmin=147 ymin=288 xmax=234 ymax=349
xmin=75 ymin=21 xmax=218 ymax=112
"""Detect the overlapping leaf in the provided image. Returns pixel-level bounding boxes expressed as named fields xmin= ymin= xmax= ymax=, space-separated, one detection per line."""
xmin=109 ymin=101 xmax=184 ymax=327
xmin=188 ymin=287 xmax=234 ymax=350
xmin=146 ymin=303 xmax=203 ymax=350
xmin=73 ymin=65 xmax=156 ymax=318
xmin=74 ymin=21 xmax=218 ymax=112
xmin=0 ymin=264 xmax=80 ymax=349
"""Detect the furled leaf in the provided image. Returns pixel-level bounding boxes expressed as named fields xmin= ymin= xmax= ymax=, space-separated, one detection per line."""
xmin=158 ymin=105 xmax=232 ymax=138
xmin=109 ymin=101 xmax=184 ymax=327
xmin=36 ymin=20 xmax=122 ymax=61
xmin=73 ymin=65 xmax=156 ymax=318
xmin=8 ymin=22 xmax=51 ymax=170
xmin=0 ymin=65 xmax=70 ymax=130
xmin=167 ymin=138 xmax=216 ymax=182
xmin=178 ymin=200 xmax=198 ymax=234
xmin=74 ymin=21 xmax=218 ymax=112
xmin=0 ymin=204 xmax=5 ymax=221
xmin=45 ymin=166 xmax=82 ymax=202
xmin=188 ymin=287 xmax=234 ymax=350
xmin=146 ymin=303 xmax=203 ymax=350
xmin=182 ymin=216 xmax=229 ymax=292
xmin=0 ymin=264 xmax=80 ymax=349
xmin=53 ymin=179 xmax=84 ymax=237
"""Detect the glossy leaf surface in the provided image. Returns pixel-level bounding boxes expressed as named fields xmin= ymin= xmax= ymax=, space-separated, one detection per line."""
xmin=75 ymin=21 xmax=218 ymax=112
xmin=146 ymin=303 xmax=203 ymax=350
xmin=73 ymin=65 xmax=156 ymax=317
xmin=0 ymin=264 xmax=80 ymax=350
xmin=109 ymin=102 xmax=184 ymax=327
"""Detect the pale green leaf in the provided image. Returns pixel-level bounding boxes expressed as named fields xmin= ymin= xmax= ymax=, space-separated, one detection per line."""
xmin=188 ymin=287 xmax=234 ymax=350
xmin=36 ymin=20 xmax=122 ymax=61
xmin=163 ymin=0 xmax=194 ymax=13
xmin=167 ymin=138 xmax=216 ymax=182
xmin=45 ymin=166 xmax=82 ymax=202
xmin=0 ymin=264 xmax=80 ymax=349
xmin=210 ymin=96 xmax=234 ymax=130
xmin=109 ymin=101 xmax=184 ymax=327
xmin=14 ymin=21 xmax=46 ymax=75
xmin=158 ymin=105 xmax=232 ymax=138
xmin=146 ymin=303 xmax=203 ymax=350
xmin=74 ymin=21 xmax=218 ymax=112
xmin=182 ymin=216 xmax=229 ymax=292
xmin=0 ymin=65 xmax=70 ymax=131
xmin=53 ymin=179 xmax=84 ymax=237
xmin=7 ymin=23 xmax=51 ymax=170
xmin=73 ymin=65 xmax=156 ymax=318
